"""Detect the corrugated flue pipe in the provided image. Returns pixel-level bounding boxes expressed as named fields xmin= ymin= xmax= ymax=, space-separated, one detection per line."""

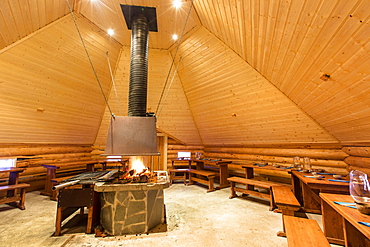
xmin=128 ymin=14 xmax=149 ymax=117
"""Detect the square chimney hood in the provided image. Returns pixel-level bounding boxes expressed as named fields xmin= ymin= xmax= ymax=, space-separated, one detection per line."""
xmin=104 ymin=116 xmax=159 ymax=156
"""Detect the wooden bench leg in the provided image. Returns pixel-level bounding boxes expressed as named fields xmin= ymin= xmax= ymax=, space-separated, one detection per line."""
xmin=207 ymin=176 xmax=215 ymax=193
xmin=19 ymin=188 xmax=26 ymax=210
xmin=169 ymin=172 xmax=174 ymax=185
xmin=229 ymin=181 xmax=237 ymax=199
xmin=188 ymin=173 xmax=194 ymax=185
xmin=183 ymin=172 xmax=187 ymax=185
xmin=269 ymin=187 xmax=276 ymax=211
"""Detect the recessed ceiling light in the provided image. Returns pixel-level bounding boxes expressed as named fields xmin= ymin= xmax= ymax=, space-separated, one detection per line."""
xmin=107 ymin=29 xmax=114 ymax=36
xmin=172 ymin=34 xmax=178 ymax=40
xmin=173 ymin=0 xmax=182 ymax=9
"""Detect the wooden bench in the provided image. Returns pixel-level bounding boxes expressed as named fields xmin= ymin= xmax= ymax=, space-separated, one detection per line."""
xmin=227 ymin=176 xmax=289 ymax=210
xmin=283 ymin=215 xmax=330 ymax=247
xmin=188 ymin=169 xmax=217 ymax=192
xmin=0 ymin=183 xmax=30 ymax=210
xmin=272 ymin=186 xmax=301 ymax=237
xmin=169 ymin=168 xmax=189 ymax=185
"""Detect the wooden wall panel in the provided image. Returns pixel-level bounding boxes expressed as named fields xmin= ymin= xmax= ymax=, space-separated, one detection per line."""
xmin=0 ymin=0 xmax=70 ymax=50
xmin=194 ymin=0 xmax=370 ymax=144
xmin=0 ymin=14 xmax=122 ymax=144
xmin=172 ymin=27 xmax=338 ymax=146
xmin=94 ymin=48 xmax=202 ymax=147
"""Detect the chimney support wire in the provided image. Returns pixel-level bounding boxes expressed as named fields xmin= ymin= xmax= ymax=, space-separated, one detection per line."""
xmin=66 ymin=0 xmax=115 ymax=118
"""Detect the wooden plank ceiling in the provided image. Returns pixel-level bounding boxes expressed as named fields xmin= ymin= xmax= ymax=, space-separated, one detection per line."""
xmin=0 ymin=0 xmax=369 ymax=146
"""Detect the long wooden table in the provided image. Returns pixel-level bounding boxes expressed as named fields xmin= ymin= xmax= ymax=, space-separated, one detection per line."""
xmin=320 ymin=193 xmax=370 ymax=246
xmin=193 ymin=159 xmax=232 ymax=189
xmin=291 ymin=171 xmax=349 ymax=214
xmin=171 ymin=159 xmax=194 ymax=169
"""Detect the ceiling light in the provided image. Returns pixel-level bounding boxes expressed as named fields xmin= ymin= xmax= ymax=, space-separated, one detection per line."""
xmin=172 ymin=34 xmax=178 ymax=40
xmin=173 ymin=0 xmax=182 ymax=9
xmin=107 ymin=29 xmax=114 ymax=36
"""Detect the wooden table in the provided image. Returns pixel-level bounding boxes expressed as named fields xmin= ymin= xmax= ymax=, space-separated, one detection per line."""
xmin=242 ymin=163 xmax=292 ymax=178
xmin=171 ymin=159 xmax=194 ymax=169
xmin=291 ymin=171 xmax=349 ymax=214
xmin=320 ymin=193 xmax=370 ymax=246
xmin=193 ymin=159 xmax=232 ymax=189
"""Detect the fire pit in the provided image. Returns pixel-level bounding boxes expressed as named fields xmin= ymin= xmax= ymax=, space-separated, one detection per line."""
xmin=94 ymin=157 xmax=169 ymax=236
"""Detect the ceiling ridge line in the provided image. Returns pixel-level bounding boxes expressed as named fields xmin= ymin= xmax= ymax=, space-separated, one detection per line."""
xmin=0 ymin=14 xmax=70 ymax=55
xmin=174 ymin=56 xmax=204 ymax=147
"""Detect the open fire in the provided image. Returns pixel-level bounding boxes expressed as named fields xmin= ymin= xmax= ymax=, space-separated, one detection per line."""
xmin=112 ymin=156 xmax=157 ymax=184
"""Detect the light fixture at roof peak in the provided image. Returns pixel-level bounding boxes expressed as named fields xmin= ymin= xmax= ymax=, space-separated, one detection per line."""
xmin=173 ymin=0 xmax=182 ymax=9
xmin=172 ymin=34 xmax=178 ymax=40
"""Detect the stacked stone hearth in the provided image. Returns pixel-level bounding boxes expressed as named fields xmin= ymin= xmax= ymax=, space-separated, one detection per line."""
xmin=94 ymin=183 xmax=169 ymax=235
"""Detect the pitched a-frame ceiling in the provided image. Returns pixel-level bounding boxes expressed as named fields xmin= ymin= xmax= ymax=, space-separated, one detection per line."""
xmin=0 ymin=0 xmax=369 ymax=146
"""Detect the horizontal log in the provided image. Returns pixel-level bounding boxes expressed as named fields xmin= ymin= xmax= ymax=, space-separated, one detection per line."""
xmin=204 ymin=147 xmax=347 ymax=160
xmin=205 ymin=143 xmax=343 ymax=149
xmin=347 ymin=165 xmax=370 ymax=175
xmin=17 ymin=156 xmax=94 ymax=167
xmin=204 ymin=153 xmax=347 ymax=168
xmin=0 ymin=145 xmax=93 ymax=156
xmin=344 ymin=156 xmax=370 ymax=168
xmin=342 ymin=147 xmax=370 ymax=158
xmin=168 ymin=145 xmax=205 ymax=150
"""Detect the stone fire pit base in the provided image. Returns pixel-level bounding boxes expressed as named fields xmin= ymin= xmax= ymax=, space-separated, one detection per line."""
xmin=94 ymin=182 xmax=169 ymax=236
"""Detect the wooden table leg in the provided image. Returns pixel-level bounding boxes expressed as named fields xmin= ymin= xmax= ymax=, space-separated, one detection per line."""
xmin=216 ymin=164 xmax=229 ymax=189
xmin=321 ymin=198 xmax=345 ymax=245
xmin=245 ymin=167 xmax=254 ymax=191
xmin=291 ymin=173 xmax=302 ymax=205
xmin=7 ymin=171 xmax=20 ymax=198
xmin=41 ymin=166 xmax=58 ymax=197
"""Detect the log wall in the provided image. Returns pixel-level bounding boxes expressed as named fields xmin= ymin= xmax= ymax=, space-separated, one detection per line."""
xmin=0 ymin=144 xmax=97 ymax=192
xmin=343 ymin=147 xmax=370 ymax=175
xmin=167 ymin=143 xmax=205 ymax=168
xmin=166 ymin=144 xmax=370 ymax=183
xmin=201 ymin=144 xmax=350 ymax=183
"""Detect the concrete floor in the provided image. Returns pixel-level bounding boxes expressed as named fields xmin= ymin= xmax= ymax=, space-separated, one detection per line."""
xmin=0 ymin=183 xmax=326 ymax=247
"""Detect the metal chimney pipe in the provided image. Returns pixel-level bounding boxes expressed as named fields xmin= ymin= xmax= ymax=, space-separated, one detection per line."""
xmin=128 ymin=14 xmax=149 ymax=117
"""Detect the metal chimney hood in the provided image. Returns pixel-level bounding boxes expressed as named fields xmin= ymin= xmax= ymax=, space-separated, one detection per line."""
xmin=104 ymin=116 xmax=159 ymax=156
xmin=104 ymin=5 xmax=159 ymax=157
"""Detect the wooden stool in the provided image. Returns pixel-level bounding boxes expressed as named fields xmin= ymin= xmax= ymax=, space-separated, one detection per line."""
xmin=169 ymin=168 xmax=189 ymax=185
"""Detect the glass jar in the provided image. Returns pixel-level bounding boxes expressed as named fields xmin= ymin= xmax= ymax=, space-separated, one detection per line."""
xmin=350 ymin=170 xmax=370 ymax=204
xmin=303 ymin=157 xmax=312 ymax=172
xmin=293 ymin=156 xmax=301 ymax=169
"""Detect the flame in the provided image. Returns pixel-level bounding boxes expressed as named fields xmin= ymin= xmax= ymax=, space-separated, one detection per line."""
xmin=130 ymin=157 xmax=146 ymax=175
